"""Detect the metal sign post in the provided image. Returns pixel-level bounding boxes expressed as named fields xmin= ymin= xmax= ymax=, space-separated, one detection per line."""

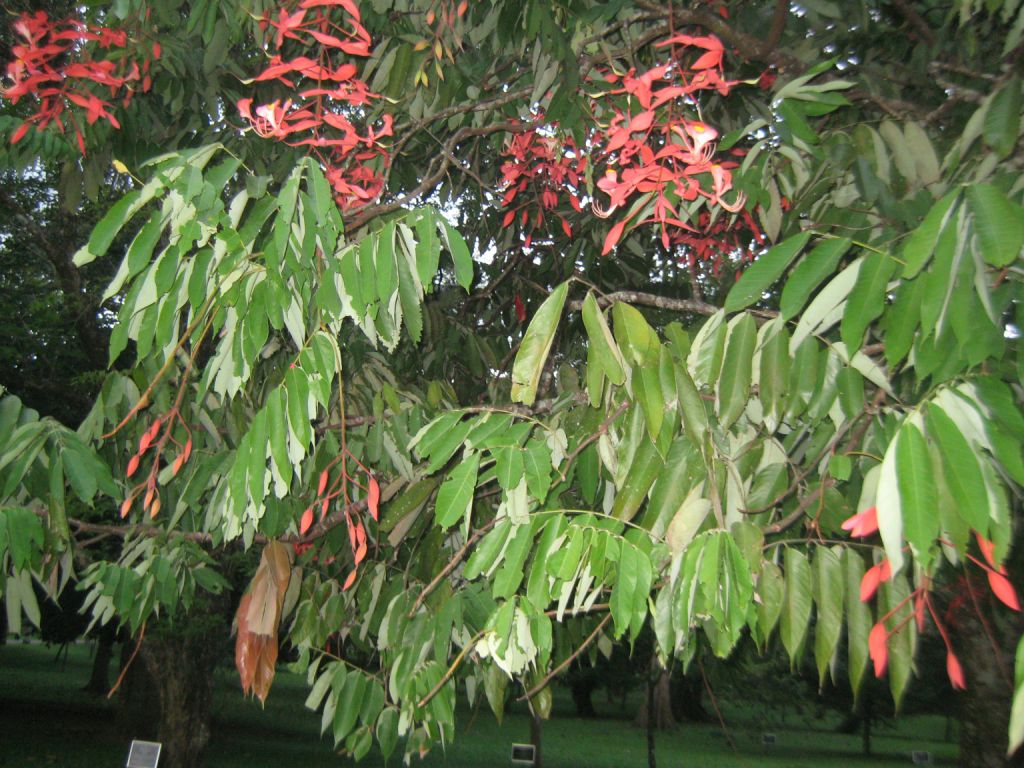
xmin=126 ymin=740 xmax=162 ymax=768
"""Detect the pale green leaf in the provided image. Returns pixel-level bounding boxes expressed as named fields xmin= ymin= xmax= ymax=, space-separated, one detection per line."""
xmin=716 ymin=314 xmax=756 ymax=429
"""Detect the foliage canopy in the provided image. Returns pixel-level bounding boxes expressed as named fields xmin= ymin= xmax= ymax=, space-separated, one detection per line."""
xmin=1 ymin=0 xmax=1024 ymax=762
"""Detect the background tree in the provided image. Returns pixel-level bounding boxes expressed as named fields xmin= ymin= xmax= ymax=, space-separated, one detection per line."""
xmin=1 ymin=2 xmax=1023 ymax=768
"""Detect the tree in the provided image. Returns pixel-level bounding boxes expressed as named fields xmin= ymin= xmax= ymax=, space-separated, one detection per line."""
xmin=1 ymin=2 xmax=1023 ymax=767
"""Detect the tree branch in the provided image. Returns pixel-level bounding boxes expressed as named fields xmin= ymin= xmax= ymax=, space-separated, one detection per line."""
xmin=567 ymin=290 xmax=718 ymax=316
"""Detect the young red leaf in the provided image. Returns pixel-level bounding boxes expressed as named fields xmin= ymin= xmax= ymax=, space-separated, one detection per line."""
xmin=320 ymin=498 xmax=330 ymax=520
xmin=299 ymin=507 xmax=314 ymax=535
xmin=988 ymin=570 xmax=1021 ymax=611
xmin=869 ymin=622 xmax=889 ymax=677
xmin=602 ymin=219 xmax=627 ymax=255
xmin=860 ymin=559 xmax=891 ymax=602
xmin=841 ymin=506 xmax=879 ymax=538
xmin=119 ymin=497 xmax=132 ymax=519
xmin=149 ymin=497 xmax=161 ymax=519
xmin=170 ymin=452 xmax=186 ymax=478
xmin=367 ymin=476 xmax=380 ymax=521
xmin=10 ymin=123 xmax=30 ymax=145
xmin=514 ymin=294 xmax=526 ymax=324
xmin=560 ymin=216 xmax=572 ymax=238
xmin=342 ymin=568 xmax=358 ymax=591
xmin=946 ymin=650 xmax=966 ymax=690
xmin=976 ymin=533 xmax=997 ymax=568
xmin=126 ymin=453 xmax=141 ymax=478
xmin=182 ymin=438 xmax=192 ymax=463
xmin=317 ymin=468 xmax=329 ymax=496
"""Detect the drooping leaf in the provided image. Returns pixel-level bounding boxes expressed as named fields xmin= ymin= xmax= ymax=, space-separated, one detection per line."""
xmin=716 ymin=313 xmax=756 ymax=429
xmin=511 ymin=282 xmax=568 ymax=405
xmin=779 ymin=548 xmax=812 ymax=668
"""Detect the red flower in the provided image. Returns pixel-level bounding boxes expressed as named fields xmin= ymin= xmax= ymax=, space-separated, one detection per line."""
xmin=842 ymin=506 xmax=879 ymax=538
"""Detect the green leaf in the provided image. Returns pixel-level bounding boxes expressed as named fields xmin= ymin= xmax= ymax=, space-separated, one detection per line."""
xmin=840 ymin=251 xmax=895 ymax=352
xmin=73 ymin=189 xmax=143 ymax=266
xmin=439 ymin=220 xmax=474 ymax=291
xmin=896 ymin=421 xmax=939 ymax=570
xmin=754 ymin=561 xmax=784 ymax=650
xmin=435 ymin=452 xmax=480 ymax=530
xmin=724 ymin=232 xmax=810 ymax=313
xmin=967 ymin=184 xmax=1024 ymax=268
xmin=716 ymin=314 xmax=756 ymax=429
xmin=759 ymin=319 xmax=791 ymax=431
xmin=612 ymin=302 xmax=659 ymax=366
xmin=925 ymin=404 xmax=990 ymax=533
xmin=634 ymin=358 xmax=665 ymax=441
xmin=902 ymin=191 xmax=959 ymax=279
xmin=1009 ymin=635 xmax=1024 ymax=756
xmin=880 ymin=571 xmax=915 ymax=709
xmin=903 ymin=122 xmax=940 ymax=186
xmin=611 ymin=432 xmax=664 ymax=522
xmin=523 ymin=438 xmax=552 ymax=502
xmin=780 ymin=237 xmax=852 ymax=320
xmin=812 ymin=546 xmax=844 ymax=686
xmin=493 ymin=445 xmax=524 ymax=492
xmin=779 ymin=548 xmax=812 ymax=668
xmin=790 ymin=258 xmax=862 ymax=351
xmin=581 ymin=293 xmax=625 ymax=385
xmin=843 ymin=550 xmax=871 ymax=700
xmin=674 ymin=362 xmax=708 ymax=444
xmin=511 ymin=282 xmax=568 ymax=405
xmin=876 ymin=427 xmax=905 ymax=574
xmin=610 ymin=543 xmax=639 ymax=638
xmin=983 ymin=75 xmax=1021 ymax=159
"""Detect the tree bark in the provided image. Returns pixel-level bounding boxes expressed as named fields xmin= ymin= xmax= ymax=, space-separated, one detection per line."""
xmin=569 ymin=677 xmax=597 ymax=718
xmin=646 ymin=670 xmax=657 ymax=768
xmin=83 ymin=634 xmax=115 ymax=695
xmin=954 ymin=591 xmax=1024 ymax=768
xmin=139 ymin=629 xmax=220 ymax=768
xmin=529 ymin=711 xmax=543 ymax=768
xmin=635 ymin=666 xmax=677 ymax=731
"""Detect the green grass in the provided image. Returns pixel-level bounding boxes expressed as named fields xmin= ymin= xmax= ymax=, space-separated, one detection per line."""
xmin=0 ymin=641 xmax=957 ymax=767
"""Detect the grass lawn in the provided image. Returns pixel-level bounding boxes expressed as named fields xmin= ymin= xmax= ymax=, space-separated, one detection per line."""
xmin=0 ymin=640 xmax=957 ymax=767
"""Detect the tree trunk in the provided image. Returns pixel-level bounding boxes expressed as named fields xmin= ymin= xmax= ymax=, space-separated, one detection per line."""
xmin=646 ymin=670 xmax=657 ymax=768
xmin=635 ymin=666 xmax=676 ymax=731
xmin=569 ymin=677 xmax=597 ymax=718
xmin=671 ymin=672 xmax=709 ymax=722
xmin=139 ymin=629 xmax=220 ymax=768
xmin=83 ymin=635 xmax=115 ymax=695
xmin=529 ymin=711 xmax=543 ymax=768
xmin=954 ymin=592 xmax=1024 ymax=768
xmin=861 ymin=695 xmax=872 ymax=758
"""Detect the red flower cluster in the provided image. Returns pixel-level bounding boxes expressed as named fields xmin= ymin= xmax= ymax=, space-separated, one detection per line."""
xmin=2 ymin=11 xmax=155 ymax=154
xmin=498 ymin=33 xmax=753 ymax=262
xmin=240 ymin=0 xmax=391 ymax=210
xmin=500 ymin=127 xmax=585 ymax=247
xmin=591 ymin=34 xmax=744 ymax=255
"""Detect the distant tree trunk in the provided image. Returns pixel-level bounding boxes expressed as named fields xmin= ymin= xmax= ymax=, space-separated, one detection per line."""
xmin=569 ymin=677 xmax=597 ymax=718
xmin=635 ymin=666 xmax=676 ymax=731
xmin=115 ymin=639 xmax=160 ymax=740
xmin=83 ymin=634 xmax=115 ymax=694
xmin=646 ymin=670 xmax=657 ymax=768
xmin=954 ymin=587 xmax=1024 ymax=768
xmin=671 ymin=672 xmax=709 ymax=722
